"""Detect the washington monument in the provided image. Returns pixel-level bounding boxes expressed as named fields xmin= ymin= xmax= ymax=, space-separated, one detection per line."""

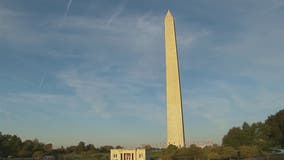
xmin=164 ymin=10 xmax=185 ymax=148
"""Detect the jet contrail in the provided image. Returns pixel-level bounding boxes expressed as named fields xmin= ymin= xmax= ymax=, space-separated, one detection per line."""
xmin=107 ymin=4 xmax=124 ymax=25
xmin=64 ymin=0 xmax=73 ymax=18
xmin=59 ymin=0 xmax=73 ymax=27
xmin=107 ymin=0 xmax=128 ymax=26
xmin=39 ymin=72 xmax=46 ymax=89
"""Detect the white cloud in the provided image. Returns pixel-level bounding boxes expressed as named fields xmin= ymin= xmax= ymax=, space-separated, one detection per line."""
xmin=57 ymin=68 xmax=164 ymax=121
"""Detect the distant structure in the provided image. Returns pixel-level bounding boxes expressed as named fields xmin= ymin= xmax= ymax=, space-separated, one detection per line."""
xmin=110 ymin=148 xmax=150 ymax=160
xmin=191 ymin=141 xmax=214 ymax=148
xmin=165 ymin=10 xmax=185 ymax=148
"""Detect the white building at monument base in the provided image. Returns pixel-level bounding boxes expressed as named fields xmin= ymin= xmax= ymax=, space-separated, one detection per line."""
xmin=110 ymin=148 xmax=150 ymax=160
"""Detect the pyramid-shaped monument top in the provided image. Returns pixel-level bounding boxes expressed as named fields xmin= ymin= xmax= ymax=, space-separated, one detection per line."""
xmin=165 ymin=10 xmax=173 ymax=18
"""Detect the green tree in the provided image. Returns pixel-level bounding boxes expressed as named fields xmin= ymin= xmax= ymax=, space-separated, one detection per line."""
xmin=242 ymin=122 xmax=253 ymax=145
xmin=9 ymin=135 xmax=22 ymax=156
xmin=0 ymin=134 xmax=22 ymax=157
xmin=99 ymin=145 xmax=113 ymax=153
xmin=265 ymin=109 xmax=284 ymax=147
xmin=44 ymin=143 xmax=53 ymax=153
xmin=222 ymin=127 xmax=244 ymax=148
xmin=220 ymin=146 xmax=236 ymax=159
xmin=86 ymin=144 xmax=97 ymax=152
xmin=239 ymin=145 xmax=260 ymax=159
xmin=17 ymin=149 xmax=32 ymax=158
xmin=222 ymin=121 xmax=271 ymax=150
xmin=76 ymin=141 xmax=86 ymax=153
xmin=66 ymin=145 xmax=76 ymax=153
xmin=32 ymin=151 xmax=45 ymax=160
xmin=251 ymin=122 xmax=272 ymax=150
xmin=20 ymin=140 xmax=34 ymax=157
xmin=0 ymin=132 xmax=2 ymax=156
xmin=175 ymin=147 xmax=188 ymax=160
xmin=162 ymin=144 xmax=178 ymax=160
xmin=32 ymin=138 xmax=45 ymax=152
xmin=187 ymin=144 xmax=204 ymax=160
xmin=206 ymin=151 xmax=220 ymax=160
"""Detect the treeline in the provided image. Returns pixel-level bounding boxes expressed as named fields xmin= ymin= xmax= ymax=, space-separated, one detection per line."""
xmin=1 ymin=109 xmax=283 ymax=160
xmin=159 ymin=144 xmax=267 ymax=160
xmin=223 ymin=109 xmax=284 ymax=149
xmin=63 ymin=142 xmax=121 ymax=153
xmin=0 ymin=134 xmax=52 ymax=158
xmin=0 ymin=133 xmax=119 ymax=159
xmin=159 ymin=109 xmax=284 ymax=160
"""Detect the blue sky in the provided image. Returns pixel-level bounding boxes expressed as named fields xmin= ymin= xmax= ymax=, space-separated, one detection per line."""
xmin=0 ymin=0 xmax=284 ymax=148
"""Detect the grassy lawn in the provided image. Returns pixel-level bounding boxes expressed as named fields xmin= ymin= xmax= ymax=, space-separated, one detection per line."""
xmin=150 ymin=149 xmax=164 ymax=159
xmin=57 ymin=152 xmax=109 ymax=160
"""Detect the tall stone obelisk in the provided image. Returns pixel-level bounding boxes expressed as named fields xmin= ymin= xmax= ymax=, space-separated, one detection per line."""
xmin=164 ymin=10 xmax=185 ymax=148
